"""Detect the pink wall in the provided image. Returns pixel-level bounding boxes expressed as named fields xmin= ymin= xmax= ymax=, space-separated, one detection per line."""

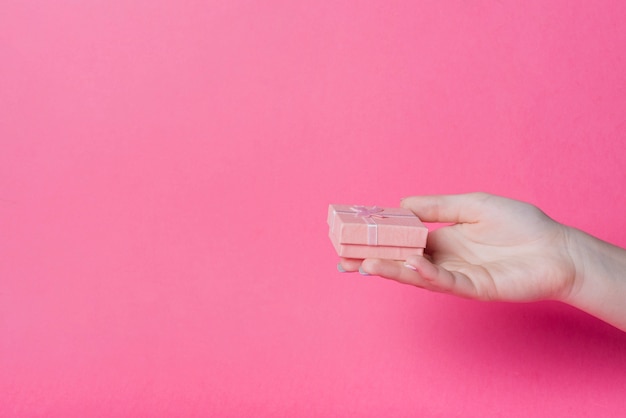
xmin=2 ymin=1 xmax=626 ymax=416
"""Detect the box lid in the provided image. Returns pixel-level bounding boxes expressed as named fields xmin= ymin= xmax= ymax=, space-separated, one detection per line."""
xmin=328 ymin=204 xmax=428 ymax=248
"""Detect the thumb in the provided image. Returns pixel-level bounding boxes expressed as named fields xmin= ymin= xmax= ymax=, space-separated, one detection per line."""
xmin=400 ymin=192 xmax=492 ymax=224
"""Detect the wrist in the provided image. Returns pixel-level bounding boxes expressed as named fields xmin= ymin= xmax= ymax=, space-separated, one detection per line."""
xmin=563 ymin=226 xmax=626 ymax=331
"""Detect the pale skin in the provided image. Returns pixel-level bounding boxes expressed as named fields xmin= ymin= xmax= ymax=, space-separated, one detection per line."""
xmin=338 ymin=193 xmax=626 ymax=332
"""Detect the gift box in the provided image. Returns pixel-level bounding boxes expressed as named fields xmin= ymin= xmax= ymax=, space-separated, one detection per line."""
xmin=328 ymin=204 xmax=428 ymax=260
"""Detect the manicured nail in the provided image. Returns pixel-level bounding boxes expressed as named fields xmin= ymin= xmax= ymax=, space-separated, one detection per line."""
xmin=337 ymin=263 xmax=347 ymax=273
xmin=403 ymin=261 xmax=417 ymax=271
xmin=358 ymin=267 xmax=370 ymax=276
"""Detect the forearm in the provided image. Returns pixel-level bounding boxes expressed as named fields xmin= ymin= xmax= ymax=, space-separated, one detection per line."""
xmin=565 ymin=227 xmax=626 ymax=331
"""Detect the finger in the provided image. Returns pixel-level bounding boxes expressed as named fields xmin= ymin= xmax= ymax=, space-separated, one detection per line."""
xmin=360 ymin=258 xmax=433 ymax=289
xmin=402 ymin=255 xmax=479 ymax=298
xmin=337 ymin=257 xmax=363 ymax=273
xmin=400 ymin=192 xmax=493 ymax=224
xmin=361 ymin=256 xmax=479 ymax=299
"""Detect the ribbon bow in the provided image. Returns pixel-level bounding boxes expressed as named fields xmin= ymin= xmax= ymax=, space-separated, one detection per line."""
xmin=351 ymin=205 xmax=386 ymax=218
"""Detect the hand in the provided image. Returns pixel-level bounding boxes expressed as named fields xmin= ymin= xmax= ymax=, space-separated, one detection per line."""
xmin=339 ymin=193 xmax=578 ymax=303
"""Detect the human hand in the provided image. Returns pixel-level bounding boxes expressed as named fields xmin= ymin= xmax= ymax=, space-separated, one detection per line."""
xmin=339 ymin=193 xmax=578 ymax=303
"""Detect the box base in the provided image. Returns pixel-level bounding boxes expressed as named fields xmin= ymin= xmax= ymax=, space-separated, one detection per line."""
xmin=329 ymin=231 xmax=424 ymax=260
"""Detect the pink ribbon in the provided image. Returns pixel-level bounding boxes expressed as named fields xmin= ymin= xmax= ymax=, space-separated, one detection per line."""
xmin=350 ymin=205 xmax=386 ymax=218
xmin=350 ymin=206 xmax=385 ymax=244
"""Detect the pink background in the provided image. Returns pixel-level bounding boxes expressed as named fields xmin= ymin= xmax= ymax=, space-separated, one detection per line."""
xmin=2 ymin=1 xmax=626 ymax=416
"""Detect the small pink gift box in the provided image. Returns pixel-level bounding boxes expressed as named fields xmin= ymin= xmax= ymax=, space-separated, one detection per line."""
xmin=328 ymin=204 xmax=428 ymax=260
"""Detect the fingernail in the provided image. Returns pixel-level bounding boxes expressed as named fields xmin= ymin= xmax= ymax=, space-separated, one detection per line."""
xmin=358 ymin=267 xmax=370 ymax=276
xmin=403 ymin=261 xmax=417 ymax=271
xmin=337 ymin=263 xmax=347 ymax=273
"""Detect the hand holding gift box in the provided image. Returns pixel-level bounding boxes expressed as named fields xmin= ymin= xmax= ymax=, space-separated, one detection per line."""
xmin=332 ymin=193 xmax=626 ymax=333
xmin=327 ymin=204 xmax=428 ymax=260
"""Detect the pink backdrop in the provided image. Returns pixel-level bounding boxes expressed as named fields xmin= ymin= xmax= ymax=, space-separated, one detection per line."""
xmin=2 ymin=1 xmax=626 ymax=416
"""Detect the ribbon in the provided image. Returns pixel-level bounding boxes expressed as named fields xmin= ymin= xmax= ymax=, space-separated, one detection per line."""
xmin=351 ymin=206 xmax=385 ymax=245
xmin=350 ymin=205 xmax=386 ymax=219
